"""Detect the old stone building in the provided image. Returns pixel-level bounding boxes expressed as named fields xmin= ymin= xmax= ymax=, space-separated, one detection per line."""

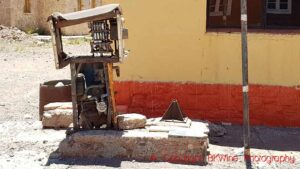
xmin=0 ymin=0 xmax=102 ymax=35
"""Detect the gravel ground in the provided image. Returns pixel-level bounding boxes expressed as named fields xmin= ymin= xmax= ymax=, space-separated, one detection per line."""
xmin=0 ymin=34 xmax=299 ymax=169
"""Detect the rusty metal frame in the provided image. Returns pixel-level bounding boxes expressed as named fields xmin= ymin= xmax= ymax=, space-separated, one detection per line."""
xmin=161 ymin=100 xmax=186 ymax=122
xmin=48 ymin=4 xmax=123 ymax=69
xmin=48 ymin=4 xmax=128 ymax=131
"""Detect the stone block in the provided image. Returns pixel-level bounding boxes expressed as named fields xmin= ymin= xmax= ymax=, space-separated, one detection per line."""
xmin=117 ymin=113 xmax=147 ymax=130
xmin=59 ymin=121 xmax=209 ymax=165
xmin=42 ymin=102 xmax=73 ymax=128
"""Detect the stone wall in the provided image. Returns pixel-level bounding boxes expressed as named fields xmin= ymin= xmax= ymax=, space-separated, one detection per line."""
xmin=0 ymin=0 xmax=102 ymax=35
xmin=10 ymin=0 xmax=39 ymax=31
xmin=38 ymin=0 xmax=94 ymax=35
xmin=0 ymin=0 xmax=12 ymax=26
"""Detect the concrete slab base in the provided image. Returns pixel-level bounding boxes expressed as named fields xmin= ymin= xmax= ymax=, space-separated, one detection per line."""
xmin=59 ymin=119 xmax=209 ymax=165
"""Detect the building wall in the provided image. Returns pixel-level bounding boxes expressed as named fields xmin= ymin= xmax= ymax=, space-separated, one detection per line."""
xmin=0 ymin=0 xmax=102 ymax=35
xmin=38 ymin=0 xmax=90 ymax=35
xmin=61 ymin=0 xmax=102 ymax=35
xmin=39 ymin=0 xmax=101 ymax=35
xmin=0 ymin=0 xmax=12 ymax=26
xmin=10 ymin=0 xmax=39 ymax=31
xmin=102 ymin=0 xmax=300 ymax=127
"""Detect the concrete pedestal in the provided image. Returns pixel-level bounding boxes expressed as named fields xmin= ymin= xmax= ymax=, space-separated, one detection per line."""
xmin=59 ymin=119 xmax=209 ymax=165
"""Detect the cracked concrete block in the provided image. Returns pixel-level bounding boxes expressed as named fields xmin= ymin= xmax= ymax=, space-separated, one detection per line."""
xmin=42 ymin=108 xmax=73 ymax=129
xmin=117 ymin=113 xmax=147 ymax=130
xmin=59 ymin=121 xmax=209 ymax=165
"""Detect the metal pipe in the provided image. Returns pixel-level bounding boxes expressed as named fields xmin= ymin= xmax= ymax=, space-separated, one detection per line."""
xmin=240 ymin=0 xmax=251 ymax=168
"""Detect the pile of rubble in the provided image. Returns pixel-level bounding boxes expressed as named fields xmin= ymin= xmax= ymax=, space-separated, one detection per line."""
xmin=0 ymin=25 xmax=31 ymax=42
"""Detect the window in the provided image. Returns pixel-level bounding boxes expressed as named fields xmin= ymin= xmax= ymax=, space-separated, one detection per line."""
xmin=207 ymin=0 xmax=300 ymax=31
xmin=267 ymin=0 xmax=292 ymax=14
xmin=209 ymin=0 xmax=232 ymax=16
xmin=78 ymin=0 xmax=98 ymax=10
xmin=78 ymin=0 xmax=83 ymax=11
xmin=91 ymin=0 xmax=96 ymax=8
xmin=24 ymin=0 xmax=31 ymax=13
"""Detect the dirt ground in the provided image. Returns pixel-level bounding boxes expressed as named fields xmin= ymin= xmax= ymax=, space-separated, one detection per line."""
xmin=0 ymin=32 xmax=299 ymax=169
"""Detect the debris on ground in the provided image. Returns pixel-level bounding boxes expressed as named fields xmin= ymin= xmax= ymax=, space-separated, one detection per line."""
xmin=234 ymin=147 xmax=244 ymax=156
xmin=207 ymin=122 xmax=227 ymax=137
xmin=0 ymin=25 xmax=31 ymax=42
xmin=24 ymin=114 xmax=33 ymax=120
xmin=221 ymin=122 xmax=232 ymax=126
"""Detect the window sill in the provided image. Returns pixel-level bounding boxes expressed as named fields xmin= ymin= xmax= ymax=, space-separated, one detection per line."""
xmin=206 ymin=28 xmax=300 ymax=35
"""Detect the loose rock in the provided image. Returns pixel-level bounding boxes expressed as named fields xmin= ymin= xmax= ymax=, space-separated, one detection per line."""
xmin=24 ymin=114 xmax=33 ymax=119
xmin=117 ymin=113 xmax=147 ymax=130
xmin=0 ymin=25 xmax=31 ymax=42
xmin=208 ymin=122 xmax=227 ymax=137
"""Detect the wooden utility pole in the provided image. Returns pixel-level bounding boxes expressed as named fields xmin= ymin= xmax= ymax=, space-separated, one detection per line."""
xmin=240 ymin=0 xmax=251 ymax=168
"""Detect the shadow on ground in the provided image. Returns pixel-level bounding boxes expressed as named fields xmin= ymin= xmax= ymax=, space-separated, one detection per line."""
xmin=46 ymin=150 xmax=123 ymax=167
xmin=209 ymin=125 xmax=300 ymax=151
xmin=45 ymin=150 xmax=205 ymax=167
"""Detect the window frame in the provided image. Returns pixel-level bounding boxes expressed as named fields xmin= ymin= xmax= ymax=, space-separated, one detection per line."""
xmin=209 ymin=0 xmax=233 ymax=17
xmin=267 ymin=0 xmax=292 ymax=14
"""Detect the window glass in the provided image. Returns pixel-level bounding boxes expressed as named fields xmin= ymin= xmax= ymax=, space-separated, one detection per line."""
xmin=209 ymin=0 xmax=216 ymax=12
xmin=267 ymin=0 xmax=276 ymax=9
xmin=268 ymin=3 xmax=276 ymax=9
xmin=279 ymin=0 xmax=289 ymax=9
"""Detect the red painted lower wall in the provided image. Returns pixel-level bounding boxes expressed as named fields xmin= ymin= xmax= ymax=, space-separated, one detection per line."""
xmin=114 ymin=81 xmax=300 ymax=127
